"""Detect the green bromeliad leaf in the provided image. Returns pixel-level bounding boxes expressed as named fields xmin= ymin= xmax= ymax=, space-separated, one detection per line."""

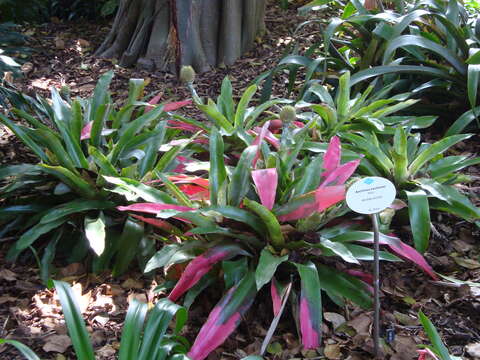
xmin=405 ymin=190 xmax=431 ymax=253
xmin=255 ymin=248 xmax=289 ymax=290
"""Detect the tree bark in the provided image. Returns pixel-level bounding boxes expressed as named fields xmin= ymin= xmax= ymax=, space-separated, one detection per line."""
xmin=96 ymin=0 xmax=267 ymax=74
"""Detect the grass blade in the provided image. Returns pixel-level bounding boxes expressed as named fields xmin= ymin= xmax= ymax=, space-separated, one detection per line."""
xmin=138 ymin=299 xmax=187 ymax=360
xmin=118 ymin=299 xmax=148 ymax=360
xmin=53 ymin=280 xmax=95 ymax=360
xmin=418 ymin=311 xmax=452 ymax=360
xmin=0 ymin=339 xmax=40 ymax=360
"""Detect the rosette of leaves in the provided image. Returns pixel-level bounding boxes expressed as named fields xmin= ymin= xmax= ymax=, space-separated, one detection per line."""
xmin=340 ymin=126 xmax=480 ymax=253
xmin=330 ymin=0 xmax=480 ymax=123
xmin=184 ymin=74 xmax=292 ymax=142
xmin=0 ymin=71 xmax=198 ymax=277
xmin=117 ymin=124 xmax=437 ymax=359
xmin=293 ymin=71 xmax=438 ymax=139
xmin=259 ymin=0 xmax=480 ymax=129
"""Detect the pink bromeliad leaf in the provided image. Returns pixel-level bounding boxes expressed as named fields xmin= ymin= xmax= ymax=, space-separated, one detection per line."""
xmin=417 ymin=349 xmax=440 ymax=360
xmin=384 ymin=238 xmax=438 ymax=280
xmin=129 ymin=214 xmax=173 ymax=231
xmin=192 ymin=137 xmax=209 ymax=144
xmin=189 ymin=305 xmax=241 ymax=360
xmin=178 ymin=184 xmax=210 ymax=201
xmin=168 ymin=244 xmax=249 ymax=302
xmin=295 ymin=262 xmax=322 ymax=350
xmin=271 ymin=279 xmax=282 ymax=317
xmin=116 ymin=203 xmax=194 ymax=214
xmin=188 ymin=272 xmax=256 ymax=360
xmin=252 ymin=121 xmax=270 ymax=167
xmin=345 ymin=269 xmax=374 ymax=294
xmin=359 ymin=233 xmax=438 ymax=280
xmin=145 ymin=93 xmax=162 ymax=113
xmin=322 ymin=136 xmax=341 ymax=178
xmin=277 ymin=185 xmax=345 ymax=222
xmin=145 ymin=97 xmax=192 ymax=113
xmin=316 ymin=185 xmax=346 ymax=211
xmin=171 ymin=156 xmax=193 ymax=173
xmin=268 ymin=119 xmax=305 ymax=133
xmin=117 ymin=203 xmax=194 ymax=224
xmin=321 ymin=159 xmax=362 ymax=187
xmin=80 ymin=121 xmax=93 ymax=140
xmin=252 ymin=168 xmax=278 ymax=210
xmin=300 ymin=297 xmax=319 ymax=349
xmin=167 ymin=119 xmax=203 ymax=133
xmin=249 ymin=127 xmax=280 ymax=150
xmin=168 ymin=175 xmax=209 ymax=188
xmin=345 ymin=269 xmax=373 ymax=285
xmin=164 ymin=99 xmax=192 ymax=111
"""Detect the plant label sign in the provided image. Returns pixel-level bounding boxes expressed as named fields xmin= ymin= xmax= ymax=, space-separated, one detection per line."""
xmin=346 ymin=177 xmax=396 ymax=214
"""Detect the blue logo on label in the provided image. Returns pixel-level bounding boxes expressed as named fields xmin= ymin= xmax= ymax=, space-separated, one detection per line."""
xmin=364 ymin=178 xmax=374 ymax=185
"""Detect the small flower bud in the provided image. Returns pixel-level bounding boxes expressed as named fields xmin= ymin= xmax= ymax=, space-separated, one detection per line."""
xmin=180 ymin=65 xmax=195 ymax=83
xmin=279 ymin=105 xmax=296 ymax=124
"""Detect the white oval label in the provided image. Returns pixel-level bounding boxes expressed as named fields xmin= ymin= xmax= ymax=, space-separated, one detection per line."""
xmin=346 ymin=177 xmax=396 ymax=214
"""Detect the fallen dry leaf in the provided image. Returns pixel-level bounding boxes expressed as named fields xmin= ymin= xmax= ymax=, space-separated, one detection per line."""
xmin=121 ymin=278 xmax=144 ymax=289
xmin=77 ymin=39 xmax=90 ymax=47
xmin=21 ymin=62 xmax=34 ymax=76
xmin=97 ymin=344 xmax=116 ymax=358
xmin=324 ymin=312 xmax=346 ymax=330
xmin=324 ymin=343 xmax=342 ymax=359
xmin=0 ymin=269 xmax=17 ymax=281
xmin=93 ymin=314 xmax=109 ymax=326
xmin=393 ymin=336 xmax=418 ymax=360
xmin=43 ymin=334 xmax=72 ymax=353
xmin=452 ymin=239 xmax=474 ymax=253
xmin=348 ymin=313 xmax=371 ymax=336
xmin=466 ymin=343 xmax=480 ymax=357
xmin=453 ymin=257 xmax=480 ymax=269
xmin=3 ymin=71 xmax=13 ymax=83
xmin=68 ymin=282 xmax=91 ymax=313
xmin=0 ymin=296 xmax=17 ymax=304
xmin=55 ymin=38 xmax=65 ymax=49
xmin=59 ymin=263 xmax=85 ymax=277
xmin=393 ymin=311 xmax=419 ymax=326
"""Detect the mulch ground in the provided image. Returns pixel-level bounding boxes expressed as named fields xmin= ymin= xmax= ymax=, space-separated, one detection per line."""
xmin=1 ymin=1 xmax=480 ymax=359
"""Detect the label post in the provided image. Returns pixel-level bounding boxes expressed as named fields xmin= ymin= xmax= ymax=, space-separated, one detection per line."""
xmin=346 ymin=177 xmax=396 ymax=358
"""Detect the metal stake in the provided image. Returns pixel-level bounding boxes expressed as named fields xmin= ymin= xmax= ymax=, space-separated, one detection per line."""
xmin=372 ymin=213 xmax=381 ymax=358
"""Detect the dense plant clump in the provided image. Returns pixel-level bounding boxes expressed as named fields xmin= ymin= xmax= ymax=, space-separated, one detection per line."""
xmin=260 ymin=0 xmax=480 ymax=131
xmin=0 ymin=23 xmax=30 ymax=81
xmin=1 ymin=0 xmax=480 ymax=358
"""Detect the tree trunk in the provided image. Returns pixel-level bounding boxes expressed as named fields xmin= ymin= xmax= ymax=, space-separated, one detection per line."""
xmin=96 ymin=0 xmax=267 ymax=74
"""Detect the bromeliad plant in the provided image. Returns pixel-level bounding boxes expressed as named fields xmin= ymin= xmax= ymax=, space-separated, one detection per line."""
xmin=118 ymin=126 xmax=437 ymax=359
xmin=0 ymin=22 xmax=31 ymax=80
xmin=183 ymin=70 xmax=291 ymax=144
xmin=260 ymin=0 xmax=480 ymax=129
xmin=294 ymin=71 xmax=437 ymax=139
xmin=1 ymin=280 xmax=189 ymax=360
xmin=341 ymin=126 xmax=480 ymax=253
xmin=0 ymin=71 xmax=199 ymax=276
